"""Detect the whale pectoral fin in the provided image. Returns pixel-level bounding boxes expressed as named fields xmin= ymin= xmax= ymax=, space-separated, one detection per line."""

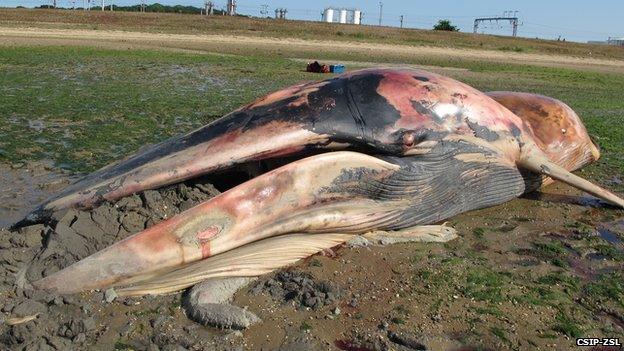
xmin=118 ymin=225 xmax=457 ymax=298
xmin=519 ymin=143 xmax=624 ymax=208
xmin=116 ymin=233 xmax=353 ymax=297
xmin=363 ymin=224 xmax=458 ymax=245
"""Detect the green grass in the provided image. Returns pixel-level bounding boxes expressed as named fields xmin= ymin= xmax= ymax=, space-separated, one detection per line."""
xmin=393 ymin=304 xmax=411 ymax=316
xmin=129 ymin=307 xmax=160 ymax=317
xmin=584 ymin=271 xmax=624 ymax=308
xmin=407 ymin=242 xmax=620 ymax=345
xmin=462 ymin=269 xmax=512 ymax=302
xmin=534 ymin=241 xmax=566 ymax=256
xmin=310 ymin=259 xmax=323 ymax=267
xmin=592 ymin=244 xmax=624 ymax=261
xmin=474 ymin=306 xmax=504 ymax=317
xmin=391 ymin=316 xmax=406 ymax=325
xmin=497 ymin=46 xmax=526 ymax=53
xmin=413 ymin=268 xmax=454 ymax=288
xmin=553 ymin=309 xmax=583 ymax=338
xmin=490 ymin=326 xmax=511 ymax=344
xmin=299 ymin=321 xmax=312 ymax=332
xmin=531 ymin=241 xmax=571 ymax=267
xmin=566 ymin=221 xmax=595 ymax=236
xmin=0 ymin=46 xmax=309 ymax=172
xmin=2 ymin=45 xmax=623 ymax=181
xmin=472 ymin=227 xmax=486 ymax=239
xmin=114 ymin=341 xmax=133 ymax=350
xmin=536 ymin=272 xmax=580 ymax=293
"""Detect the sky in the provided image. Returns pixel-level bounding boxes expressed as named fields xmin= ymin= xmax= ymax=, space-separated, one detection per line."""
xmin=2 ymin=0 xmax=622 ymax=43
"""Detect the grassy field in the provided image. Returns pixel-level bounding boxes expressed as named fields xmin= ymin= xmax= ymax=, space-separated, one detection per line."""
xmin=2 ymin=8 xmax=624 ymax=60
xmin=1 ymin=45 xmax=623 ymax=184
xmin=0 ymin=47 xmax=310 ymax=172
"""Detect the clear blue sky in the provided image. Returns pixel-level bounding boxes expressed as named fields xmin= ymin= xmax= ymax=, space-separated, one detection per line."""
xmin=3 ymin=0 xmax=622 ymax=42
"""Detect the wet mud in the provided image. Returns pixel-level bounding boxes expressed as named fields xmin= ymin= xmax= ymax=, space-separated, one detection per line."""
xmin=249 ymin=270 xmax=344 ymax=311
xmin=0 ymin=162 xmax=234 ymax=350
xmin=0 ymin=162 xmax=76 ymax=229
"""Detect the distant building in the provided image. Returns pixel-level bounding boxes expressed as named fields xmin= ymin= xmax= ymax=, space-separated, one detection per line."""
xmin=323 ymin=7 xmax=361 ymax=25
xmin=587 ymin=37 xmax=624 ymax=46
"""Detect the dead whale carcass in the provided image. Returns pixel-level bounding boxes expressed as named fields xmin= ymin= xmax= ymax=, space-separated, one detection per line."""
xmin=21 ymin=68 xmax=622 ymax=294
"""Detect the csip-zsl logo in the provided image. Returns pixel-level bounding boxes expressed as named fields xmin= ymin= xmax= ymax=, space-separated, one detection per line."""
xmin=576 ymin=338 xmax=621 ymax=347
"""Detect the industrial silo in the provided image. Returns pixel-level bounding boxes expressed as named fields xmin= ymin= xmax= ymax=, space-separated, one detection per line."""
xmin=323 ymin=8 xmax=334 ymax=23
xmin=352 ymin=9 xmax=361 ymax=24
xmin=339 ymin=9 xmax=347 ymax=24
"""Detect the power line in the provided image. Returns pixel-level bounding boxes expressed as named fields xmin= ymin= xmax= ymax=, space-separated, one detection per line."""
xmin=523 ymin=21 xmax=615 ymax=36
xmin=259 ymin=4 xmax=268 ymax=17
xmin=474 ymin=11 xmax=520 ymax=37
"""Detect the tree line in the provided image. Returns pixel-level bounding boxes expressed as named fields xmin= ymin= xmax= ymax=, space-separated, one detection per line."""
xmin=37 ymin=3 xmax=226 ymax=15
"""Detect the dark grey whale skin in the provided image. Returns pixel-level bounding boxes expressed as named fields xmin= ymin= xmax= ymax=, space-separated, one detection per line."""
xmin=15 ymin=68 xmax=535 ymax=229
xmin=15 ymin=72 xmax=402 ymax=228
xmin=340 ymin=139 xmax=544 ymax=233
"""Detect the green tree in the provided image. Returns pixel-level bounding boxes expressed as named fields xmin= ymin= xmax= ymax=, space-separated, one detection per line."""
xmin=433 ymin=19 xmax=459 ymax=32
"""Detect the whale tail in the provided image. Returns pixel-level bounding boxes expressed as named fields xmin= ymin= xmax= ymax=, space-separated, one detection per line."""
xmin=518 ymin=142 xmax=624 ymax=208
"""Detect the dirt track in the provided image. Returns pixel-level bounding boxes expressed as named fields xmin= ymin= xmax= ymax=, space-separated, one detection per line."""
xmin=2 ymin=27 xmax=624 ymax=74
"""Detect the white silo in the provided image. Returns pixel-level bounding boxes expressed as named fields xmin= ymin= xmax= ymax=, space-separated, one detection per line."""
xmin=339 ymin=9 xmax=347 ymax=24
xmin=323 ymin=8 xmax=334 ymax=23
xmin=352 ymin=10 xmax=361 ymax=24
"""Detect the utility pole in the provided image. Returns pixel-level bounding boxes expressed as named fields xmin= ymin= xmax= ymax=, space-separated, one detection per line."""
xmin=52 ymin=0 xmax=57 ymax=8
xmin=275 ymin=8 xmax=287 ymax=19
xmin=205 ymin=1 xmax=214 ymax=15
xmin=226 ymin=0 xmax=236 ymax=16
xmin=101 ymin=0 xmax=104 ymax=11
xmin=260 ymin=4 xmax=268 ymax=17
xmin=378 ymin=2 xmax=383 ymax=26
xmin=399 ymin=15 xmax=404 ymax=28
xmin=473 ymin=11 xmax=520 ymax=37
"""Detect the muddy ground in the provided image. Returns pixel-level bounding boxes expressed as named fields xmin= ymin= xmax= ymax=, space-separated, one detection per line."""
xmin=0 ymin=162 xmax=76 ymax=229
xmin=0 ymin=162 xmax=623 ymax=351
